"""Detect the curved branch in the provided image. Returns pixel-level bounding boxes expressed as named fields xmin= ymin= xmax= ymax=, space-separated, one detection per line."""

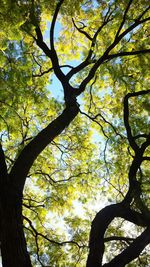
xmin=67 ymin=12 xmax=113 ymax=80
xmin=9 ymin=105 xmax=79 ymax=193
xmin=134 ymin=133 xmax=149 ymax=140
xmin=79 ymin=110 xmax=123 ymax=138
xmin=123 ymin=96 xmax=138 ymax=152
xmin=24 ymin=216 xmax=85 ymax=249
xmin=86 ymin=203 xmax=150 ymax=267
xmin=50 ymin=0 xmax=64 ymax=50
xmin=34 ymin=1 xmax=68 ymax=95
xmin=78 ymin=13 xmax=150 ymax=95
xmin=123 ymin=90 xmax=150 ymax=151
xmin=103 ymin=226 xmax=150 ymax=267
xmin=72 ymin=18 xmax=92 ymax=41
xmin=33 ymin=64 xmax=74 ymax=77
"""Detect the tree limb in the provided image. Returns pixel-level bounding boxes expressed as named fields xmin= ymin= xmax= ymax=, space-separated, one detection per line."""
xmin=9 ymin=105 xmax=79 ymax=193
xmin=107 ymin=49 xmax=150 ymax=60
xmin=103 ymin=226 xmax=150 ymax=267
xmin=77 ymin=12 xmax=150 ymax=95
xmin=67 ymin=12 xmax=113 ymax=80
xmin=104 ymin=235 xmax=134 ymax=244
xmin=86 ymin=203 xmax=150 ymax=267
xmin=50 ymin=0 xmax=64 ymax=51
xmin=72 ymin=18 xmax=92 ymax=41
xmin=123 ymin=90 xmax=150 ymax=151
xmin=24 ymin=216 xmax=86 ymax=249
xmin=115 ymin=0 xmax=133 ymax=38
xmin=35 ymin=26 xmax=52 ymax=58
xmin=33 ymin=64 xmax=73 ymax=77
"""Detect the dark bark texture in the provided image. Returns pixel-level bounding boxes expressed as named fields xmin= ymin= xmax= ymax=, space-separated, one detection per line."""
xmin=0 ymin=186 xmax=32 ymax=267
xmin=0 ymin=105 xmax=79 ymax=267
xmin=86 ymin=90 xmax=150 ymax=267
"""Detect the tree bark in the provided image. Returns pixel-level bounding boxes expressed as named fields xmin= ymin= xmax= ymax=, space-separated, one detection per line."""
xmin=0 ymin=139 xmax=32 ymax=266
xmin=0 ymin=182 xmax=32 ymax=267
xmin=9 ymin=104 xmax=79 ymax=192
xmin=103 ymin=226 xmax=150 ymax=267
xmin=0 ymin=105 xmax=79 ymax=267
xmin=86 ymin=203 xmax=150 ymax=267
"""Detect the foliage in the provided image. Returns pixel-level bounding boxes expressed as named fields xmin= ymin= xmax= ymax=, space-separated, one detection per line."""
xmin=0 ymin=0 xmax=150 ymax=266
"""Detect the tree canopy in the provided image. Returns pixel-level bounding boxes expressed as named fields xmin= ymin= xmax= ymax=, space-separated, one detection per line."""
xmin=0 ymin=0 xmax=150 ymax=266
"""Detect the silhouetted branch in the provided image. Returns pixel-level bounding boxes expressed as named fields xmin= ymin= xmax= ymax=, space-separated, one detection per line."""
xmin=79 ymin=110 xmax=123 ymax=138
xmin=104 ymin=235 xmax=134 ymax=244
xmin=35 ymin=26 xmax=52 ymax=58
xmin=67 ymin=12 xmax=113 ymax=80
xmin=123 ymin=90 xmax=150 ymax=151
xmin=31 ymin=170 xmax=91 ymax=184
xmin=107 ymin=49 xmax=150 ymax=60
xmin=115 ymin=0 xmax=133 ymax=38
xmin=72 ymin=18 xmax=92 ymax=41
xmin=24 ymin=216 xmax=86 ymax=249
xmin=79 ymin=110 xmax=109 ymax=138
xmin=50 ymin=0 xmax=64 ymax=50
xmin=9 ymin=105 xmax=79 ymax=193
xmin=86 ymin=203 xmax=150 ymax=267
xmin=33 ymin=64 xmax=73 ymax=77
xmin=134 ymin=134 xmax=149 ymax=140
xmin=142 ymin=157 xmax=150 ymax=161
xmin=103 ymin=226 xmax=150 ymax=267
xmin=78 ymin=12 xmax=150 ymax=95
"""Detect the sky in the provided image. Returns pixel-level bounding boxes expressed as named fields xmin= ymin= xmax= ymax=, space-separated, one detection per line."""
xmin=43 ymin=18 xmax=106 ymax=155
xmin=43 ymin=21 xmax=83 ymax=102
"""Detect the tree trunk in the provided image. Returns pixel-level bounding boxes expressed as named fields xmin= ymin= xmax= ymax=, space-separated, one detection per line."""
xmin=0 ymin=182 xmax=32 ymax=267
xmin=0 ymin=105 xmax=79 ymax=267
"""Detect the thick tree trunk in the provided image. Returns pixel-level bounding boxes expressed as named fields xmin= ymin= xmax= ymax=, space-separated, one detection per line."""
xmin=86 ymin=203 xmax=150 ymax=267
xmin=0 ymin=183 xmax=32 ymax=267
xmin=0 ymin=105 xmax=79 ymax=267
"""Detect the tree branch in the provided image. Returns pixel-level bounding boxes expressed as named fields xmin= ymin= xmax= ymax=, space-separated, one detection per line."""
xmin=49 ymin=0 xmax=69 ymax=85
xmin=142 ymin=156 xmax=150 ymax=161
xmin=103 ymin=226 xmax=150 ymax=267
xmin=50 ymin=0 xmax=64 ymax=51
xmin=123 ymin=90 xmax=150 ymax=151
xmin=72 ymin=18 xmax=92 ymax=41
xmin=134 ymin=133 xmax=149 ymax=140
xmin=86 ymin=203 xmax=150 ymax=267
xmin=115 ymin=0 xmax=133 ymax=38
xmin=107 ymin=49 xmax=150 ymax=60
xmin=9 ymin=105 xmax=79 ymax=193
xmin=137 ymin=5 xmax=150 ymax=21
xmin=35 ymin=26 xmax=52 ymax=58
xmin=33 ymin=64 xmax=73 ymax=77
xmin=104 ymin=236 xmax=134 ymax=244
xmin=80 ymin=110 xmax=123 ymax=138
xmin=77 ymin=11 xmax=150 ymax=95
xmin=24 ymin=215 xmax=85 ymax=249
xmin=79 ymin=110 xmax=109 ymax=138
xmin=67 ymin=12 xmax=113 ymax=80
xmin=34 ymin=1 xmax=73 ymax=100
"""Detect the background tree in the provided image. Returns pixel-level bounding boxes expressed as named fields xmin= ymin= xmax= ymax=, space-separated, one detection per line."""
xmin=0 ymin=0 xmax=150 ymax=266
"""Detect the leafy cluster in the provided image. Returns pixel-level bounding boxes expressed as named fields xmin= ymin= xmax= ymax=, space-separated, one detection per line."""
xmin=0 ymin=0 xmax=150 ymax=267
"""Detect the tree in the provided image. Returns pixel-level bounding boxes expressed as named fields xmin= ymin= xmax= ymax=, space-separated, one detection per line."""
xmin=0 ymin=0 xmax=150 ymax=266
